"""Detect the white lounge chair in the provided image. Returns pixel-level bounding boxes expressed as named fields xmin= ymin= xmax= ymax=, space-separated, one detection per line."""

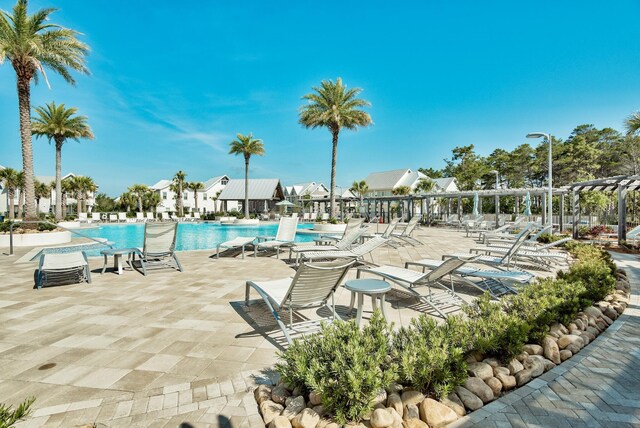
xmin=321 ymin=213 xmax=330 ymax=221
xmin=470 ymin=238 xmax=571 ymax=269
xmin=146 ymin=212 xmax=155 ymax=222
xmin=245 ymin=259 xmax=354 ymax=344
xmin=391 ymin=216 xmax=421 ymax=246
xmin=289 ymin=225 xmax=369 ymax=264
xmin=78 ymin=212 xmax=88 ymax=223
xmin=183 ymin=213 xmax=192 ymax=222
xmin=296 ymin=235 xmax=388 ymax=265
xmin=118 ymin=212 xmax=127 ymax=223
xmin=136 ymin=212 xmax=145 ymax=222
xmin=37 ymin=252 xmax=91 ymax=289
xmin=445 ymin=229 xmax=533 ymax=270
xmin=161 ymin=212 xmax=170 ymax=222
xmin=216 ymin=237 xmax=256 ymax=259
xmin=302 ymin=213 xmax=311 ymax=222
xmin=254 ymin=217 xmax=299 ymax=259
xmin=193 ymin=212 xmax=201 ymax=221
xmin=135 ymin=222 xmax=183 ymax=275
xmin=91 ymin=212 xmax=101 ymax=223
xmin=320 ymin=218 xmax=365 ymax=242
xmin=109 ymin=214 xmax=118 ymax=223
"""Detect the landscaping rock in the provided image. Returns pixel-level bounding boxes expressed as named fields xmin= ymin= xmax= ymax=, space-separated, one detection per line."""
xmin=271 ymin=385 xmax=291 ymax=405
xmin=482 ymin=357 xmax=500 ymax=368
xmin=542 ymin=336 xmax=561 ymax=364
xmin=387 ymin=408 xmax=403 ymax=425
xmin=419 ymin=398 xmax=458 ymax=428
xmin=558 ymin=334 xmax=584 ymax=350
xmin=374 ymin=389 xmax=388 ymax=406
xmin=401 ymin=419 xmax=428 ymax=428
xmin=584 ymin=306 xmax=603 ymax=319
xmin=567 ymin=322 xmax=579 ymax=333
xmin=315 ymin=420 xmax=338 ymax=428
xmin=440 ymin=393 xmax=466 ymax=417
xmin=515 ymin=352 xmax=529 ymax=363
xmin=386 ymin=383 xmax=404 ymax=394
xmin=291 ymin=408 xmax=319 ymax=428
xmin=574 ymin=319 xmax=585 ymax=331
xmin=559 ymin=349 xmax=572 ymax=361
xmin=523 ymin=344 xmax=544 ymax=356
xmin=454 ymin=386 xmax=483 ymax=411
xmin=282 ymin=396 xmax=306 ymax=420
xmin=312 ymin=405 xmax=327 ymax=417
xmin=586 ymin=326 xmax=600 ymax=337
xmin=308 ymin=391 xmax=322 ymax=406
xmin=515 ymin=369 xmax=532 ymax=386
xmin=566 ymin=343 xmax=581 ymax=354
xmin=463 ymin=377 xmax=494 ymax=403
xmin=495 ymin=373 xmax=516 ymax=390
xmin=543 ymin=358 xmax=556 ymax=371
xmin=582 ymin=331 xmax=595 ymax=343
xmin=269 ymin=416 xmax=292 ymax=428
xmin=255 ymin=385 xmax=272 ymax=405
xmin=508 ymin=359 xmax=524 ymax=374
xmin=261 ymin=400 xmax=285 ymax=425
xmin=596 ymin=320 xmax=607 ymax=331
xmin=601 ymin=313 xmax=614 ymax=325
xmin=494 ymin=366 xmax=510 ymax=376
xmin=467 ymin=362 xmax=494 ymax=380
xmin=403 ymin=404 xmax=420 ymax=421
xmin=485 ymin=377 xmax=503 ymax=396
xmin=401 ymin=390 xmax=425 ymax=407
xmin=371 ymin=408 xmax=394 ymax=428
xmin=613 ymin=303 xmax=625 ymax=315
xmin=524 ymin=356 xmax=545 ymax=378
xmin=387 ymin=393 xmax=403 ymax=417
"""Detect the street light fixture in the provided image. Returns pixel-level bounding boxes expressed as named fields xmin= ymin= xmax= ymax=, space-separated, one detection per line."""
xmin=526 ymin=132 xmax=553 ymax=228
xmin=489 ymin=170 xmax=499 ymax=226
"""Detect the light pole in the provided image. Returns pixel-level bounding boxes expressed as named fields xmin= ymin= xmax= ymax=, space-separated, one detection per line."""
xmin=490 ymin=169 xmax=499 ymax=226
xmin=526 ymin=132 xmax=553 ymax=229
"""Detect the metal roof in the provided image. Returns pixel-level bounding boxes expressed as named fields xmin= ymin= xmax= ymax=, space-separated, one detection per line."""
xmin=203 ymin=175 xmax=228 ymax=190
xmin=218 ymin=178 xmax=283 ymax=200
xmin=364 ymin=169 xmax=411 ymax=190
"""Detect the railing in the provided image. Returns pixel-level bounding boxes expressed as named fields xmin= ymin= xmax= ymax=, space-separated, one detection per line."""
xmin=8 ymin=220 xmax=112 ymax=256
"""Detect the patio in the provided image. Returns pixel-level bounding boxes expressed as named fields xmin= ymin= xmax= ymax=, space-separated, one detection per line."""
xmin=0 ymin=227 xmax=550 ymax=426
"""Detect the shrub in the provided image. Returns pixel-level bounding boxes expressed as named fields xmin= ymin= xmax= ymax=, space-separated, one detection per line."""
xmin=587 ymin=225 xmax=615 ymax=237
xmin=463 ymin=294 xmax=530 ymax=362
xmin=392 ymin=315 xmax=469 ymax=398
xmin=37 ymin=222 xmax=57 ymax=232
xmin=560 ymin=243 xmax=616 ymax=302
xmin=0 ymin=396 xmax=34 ymax=427
xmin=275 ymin=312 xmax=396 ymax=423
xmin=537 ymin=233 xmax=568 ymax=244
xmin=328 ymin=217 xmax=338 ymax=224
xmin=0 ymin=222 xmax=18 ymax=233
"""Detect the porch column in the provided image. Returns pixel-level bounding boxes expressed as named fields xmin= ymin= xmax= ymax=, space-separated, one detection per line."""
xmin=541 ymin=195 xmax=547 ymax=227
xmin=515 ymin=196 xmax=520 ymax=216
xmin=426 ymin=197 xmax=431 ymax=225
xmin=572 ymin=191 xmax=579 ymax=239
xmin=457 ymin=196 xmax=462 ymax=221
xmin=495 ymin=194 xmax=500 ymax=226
xmin=559 ymin=194 xmax=564 ymax=232
xmin=618 ymin=184 xmax=627 ymax=244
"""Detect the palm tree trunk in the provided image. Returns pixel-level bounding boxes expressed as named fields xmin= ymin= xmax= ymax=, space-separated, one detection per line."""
xmin=329 ymin=131 xmax=339 ymax=217
xmin=62 ymin=193 xmax=67 ymax=218
xmin=178 ymin=183 xmax=183 ymax=217
xmin=194 ymin=191 xmax=198 ymax=212
xmin=17 ymin=75 xmax=37 ymax=223
xmin=17 ymin=189 xmax=24 ymax=219
xmin=55 ymin=139 xmax=63 ymax=220
xmin=244 ymin=158 xmax=250 ymax=218
xmin=138 ymin=196 xmax=143 ymax=212
xmin=36 ymin=198 xmax=40 ymax=214
xmin=8 ymin=191 xmax=15 ymax=220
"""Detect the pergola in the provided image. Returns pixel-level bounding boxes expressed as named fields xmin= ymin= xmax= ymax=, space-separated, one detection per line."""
xmin=564 ymin=175 xmax=640 ymax=243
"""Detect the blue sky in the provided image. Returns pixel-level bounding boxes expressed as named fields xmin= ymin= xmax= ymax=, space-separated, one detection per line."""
xmin=1 ymin=1 xmax=639 ymax=196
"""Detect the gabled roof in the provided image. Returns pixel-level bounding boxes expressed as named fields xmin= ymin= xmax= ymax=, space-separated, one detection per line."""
xmin=218 ymin=179 xmax=284 ymax=200
xmin=203 ymin=175 xmax=228 ymax=191
xmin=433 ymin=177 xmax=458 ymax=191
xmin=150 ymin=179 xmax=173 ymax=190
xmin=364 ymin=169 xmax=409 ymax=190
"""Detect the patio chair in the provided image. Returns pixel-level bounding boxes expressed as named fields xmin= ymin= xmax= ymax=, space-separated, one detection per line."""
xmin=321 ymin=213 xmax=330 ymax=221
xmin=146 ymin=212 xmax=155 ymax=222
xmin=216 ymin=237 xmax=256 ymax=259
xmin=36 ymin=251 xmax=91 ymax=289
xmin=320 ymin=218 xmax=365 ymax=241
xmin=161 ymin=212 xmax=170 ymax=221
xmin=109 ymin=214 xmax=118 ymax=222
xmin=91 ymin=212 xmax=101 ymax=223
xmin=296 ymin=235 xmax=388 ymax=266
xmin=193 ymin=212 xmax=201 ymax=221
xmin=444 ymin=228 xmax=533 ymax=270
xmin=289 ymin=225 xmax=369 ymax=263
xmin=469 ymin=238 xmax=570 ymax=269
xmin=245 ymin=259 xmax=354 ymax=344
xmin=78 ymin=212 xmax=88 ymax=223
xmin=390 ymin=216 xmax=422 ymax=246
xmin=183 ymin=213 xmax=192 ymax=221
xmin=254 ymin=217 xmax=299 ymax=259
xmin=302 ymin=213 xmax=311 ymax=222
xmin=356 ymin=256 xmax=472 ymax=318
xmin=135 ymin=222 xmax=183 ymax=274
xmin=136 ymin=212 xmax=145 ymax=222
xmin=117 ymin=212 xmax=127 ymax=222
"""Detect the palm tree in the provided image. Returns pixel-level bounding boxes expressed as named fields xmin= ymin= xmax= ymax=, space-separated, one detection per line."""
xmin=171 ymin=171 xmax=187 ymax=217
xmin=60 ymin=178 xmax=72 ymax=218
xmin=350 ymin=180 xmax=369 ymax=215
xmin=229 ymin=133 xmax=265 ymax=218
xmin=119 ymin=191 xmax=136 ymax=213
xmin=414 ymin=178 xmax=435 ymax=194
xmin=128 ymin=184 xmax=149 ymax=212
xmin=392 ymin=186 xmax=411 ymax=196
xmin=187 ymin=181 xmax=204 ymax=213
xmin=144 ymin=190 xmax=161 ymax=214
xmin=76 ymin=176 xmax=96 ymax=213
xmin=299 ymin=78 xmax=372 ymax=216
xmin=16 ymin=170 xmax=24 ymax=219
xmin=625 ymin=112 xmax=640 ymax=136
xmin=0 ymin=0 xmax=89 ymax=223
xmin=34 ymin=179 xmax=50 ymax=214
xmin=0 ymin=167 xmax=19 ymax=219
xmin=32 ymin=102 xmax=94 ymax=220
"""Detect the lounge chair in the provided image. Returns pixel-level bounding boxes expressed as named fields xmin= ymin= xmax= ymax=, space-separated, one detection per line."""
xmin=36 ymin=252 xmax=91 ymax=289
xmin=295 ymin=235 xmax=388 ymax=266
xmin=288 ymin=225 xmax=369 ymax=263
xmin=390 ymin=216 xmax=422 ymax=246
xmin=118 ymin=212 xmax=127 ymax=223
xmin=161 ymin=212 xmax=170 ymax=222
xmin=193 ymin=212 xmax=201 ymax=221
xmin=320 ymin=218 xmax=365 ymax=241
xmin=135 ymin=222 xmax=183 ymax=275
xmin=78 ymin=212 xmax=88 ymax=223
xmin=445 ymin=228 xmax=533 ymax=270
xmin=109 ymin=214 xmax=118 ymax=222
xmin=91 ymin=212 xmax=101 ymax=223
xmin=170 ymin=213 xmax=179 ymax=222
xmin=183 ymin=213 xmax=192 ymax=221
xmin=254 ymin=217 xmax=299 ymax=259
xmin=216 ymin=237 xmax=256 ymax=259
xmin=321 ymin=213 xmax=330 ymax=221
xmin=302 ymin=213 xmax=311 ymax=222
xmin=146 ymin=212 xmax=155 ymax=222
xmin=356 ymin=257 xmax=472 ymax=318
xmin=245 ymin=259 xmax=354 ymax=344
xmin=136 ymin=212 xmax=145 ymax=222
xmin=480 ymin=217 xmax=526 ymax=243
xmin=470 ymin=238 xmax=571 ymax=269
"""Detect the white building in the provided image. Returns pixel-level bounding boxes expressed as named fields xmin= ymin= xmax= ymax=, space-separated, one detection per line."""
xmin=363 ymin=168 xmax=430 ymax=197
xmin=150 ymin=175 xmax=229 ymax=214
xmin=218 ymin=178 xmax=284 ymax=213
xmin=285 ymin=182 xmax=330 ymax=204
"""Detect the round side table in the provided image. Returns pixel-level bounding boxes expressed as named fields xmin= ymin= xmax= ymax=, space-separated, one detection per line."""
xmin=100 ymin=248 xmax=139 ymax=275
xmin=344 ymin=278 xmax=392 ymax=326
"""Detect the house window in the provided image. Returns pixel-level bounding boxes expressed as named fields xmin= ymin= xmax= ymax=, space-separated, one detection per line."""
xmin=183 ymin=192 xmax=188 ymax=200
xmin=203 ymin=193 xmax=207 ymax=199
xmin=221 ymin=178 xmax=228 ymax=185
xmin=162 ymin=192 xmax=167 ymax=200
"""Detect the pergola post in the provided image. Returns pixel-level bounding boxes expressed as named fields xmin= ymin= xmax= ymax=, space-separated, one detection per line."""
xmin=572 ymin=191 xmax=579 ymax=239
xmin=559 ymin=194 xmax=564 ymax=232
xmin=457 ymin=196 xmax=462 ymax=222
xmin=494 ymin=195 xmax=500 ymax=226
xmin=618 ymin=184 xmax=627 ymax=244
xmin=387 ymin=200 xmax=391 ymax=223
xmin=515 ymin=196 xmax=520 ymax=217
xmin=541 ymin=195 xmax=547 ymax=226
xmin=447 ymin=198 xmax=451 ymax=219
xmin=426 ymin=197 xmax=431 ymax=225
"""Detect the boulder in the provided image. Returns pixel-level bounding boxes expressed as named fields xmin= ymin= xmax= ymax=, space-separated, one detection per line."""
xmin=374 ymin=389 xmax=388 ymax=406
xmin=401 ymin=390 xmax=425 ymax=407
xmin=567 ymin=322 xmax=579 ymax=333
xmin=418 ymin=398 xmax=458 ymax=428
xmin=524 ymin=356 xmax=544 ymax=378
xmin=387 ymin=408 xmax=403 ymax=425
xmin=291 ymin=409 xmax=319 ymax=428
xmin=596 ymin=320 xmax=607 ymax=331
xmin=454 ymin=386 xmax=483 ymax=411
xmin=308 ymin=391 xmax=322 ymax=406
xmin=440 ymin=393 xmax=466 ymax=417
xmin=269 ymin=416 xmax=292 ymax=428
xmin=312 ymin=405 xmax=327 ymax=417
xmin=315 ymin=421 xmax=339 ymax=428
xmin=515 ymin=352 xmax=529 ymax=363
xmin=495 ymin=373 xmax=516 ymax=390
xmin=271 ymin=385 xmax=291 ymax=405
xmin=515 ymin=369 xmax=532 ymax=386
xmin=387 ymin=393 xmax=403 ymax=417
xmin=542 ymin=336 xmax=561 ymax=364
xmin=582 ymin=331 xmax=595 ymax=343
xmin=559 ymin=349 xmax=572 ymax=361
xmin=613 ymin=303 xmax=625 ymax=315
xmin=574 ymin=319 xmax=585 ymax=331
xmin=508 ymin=359 xmax=524 ymax=375
xmin=282 ymin=396 xmax=306 ymax=420
xmin=566 ymin=343 xmax=581 ymax=354
xmin=601 ymin=313 xmax=614 ymax=325
xmin=463 ymin=377 xmax=494 ymax=403
xmin=260 ymin=400 xmax=285 ymax=425
xmin=542 ymin=358 xmax=556 ymax=372
xmin=401 ymin=419 xmax=428 ymax=428
xmin=523 ymin=344 xmax=544 ymax=356
xmin=493 ymin=366 xmax=510 ymax=377
xmin=403 ymin=404 xmax=420 ymax=421
xmin=255 ymin=385 xmax=272 ymax=405
xmin=370 ymin=408 xmax=394 ymax=428
xmin=482 ymin=357 xmax=500 ymax=368
xmin=586 ymin=326 xmax=600 ymax=337
xmin=467 ymin=362 xmax=494 ymax=380
xmin=558 ymin=334 xmax=584 ymax=350
xmin=386 ymin=383 xmax=404 ymax=394
xmin=584 ymin=306 xmax=603 ymax=319
xmin=485 ymin=377 xmax=503 ymax=396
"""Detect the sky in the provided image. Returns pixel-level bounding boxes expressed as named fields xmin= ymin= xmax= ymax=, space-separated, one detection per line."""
xmin=1 ymin=1 xmax=640 ymax=197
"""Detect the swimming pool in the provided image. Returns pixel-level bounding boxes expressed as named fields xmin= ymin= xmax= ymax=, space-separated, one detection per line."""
xmin=71 ymin=222 xmax=316 ymax=256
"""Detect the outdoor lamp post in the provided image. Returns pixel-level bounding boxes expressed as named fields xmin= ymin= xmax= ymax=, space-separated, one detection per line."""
xmin=490 ymin=170 xmax=499 ymax=225
xmin=526 ymin=132 xmax=553 ymax=228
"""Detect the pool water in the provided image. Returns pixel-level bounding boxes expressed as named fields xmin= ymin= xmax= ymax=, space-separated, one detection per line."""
xmin=72 ymin=222 xmax=316 ymax=256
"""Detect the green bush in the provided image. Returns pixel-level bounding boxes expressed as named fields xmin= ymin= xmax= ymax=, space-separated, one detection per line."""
xmin=463 ymin=294 xmax=530 ymax=362
xmin=275 ymin=312 xmax=396 ymax=424
xmin=0 ymin=396 xmax=34 ymax=427
xmin=0 ymin=222 xmax=18 ymax=233
xmin=537 ymin=233 xmax=568 ymax=244
xmin=392 ymin=315 xmax=469 ymax=398
xmin=36 ymin=222 xmax=57 ymax=232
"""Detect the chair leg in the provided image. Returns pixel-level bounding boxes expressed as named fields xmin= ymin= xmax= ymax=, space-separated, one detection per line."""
xmin=173 ymin=254 xmax=183 ymax=272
